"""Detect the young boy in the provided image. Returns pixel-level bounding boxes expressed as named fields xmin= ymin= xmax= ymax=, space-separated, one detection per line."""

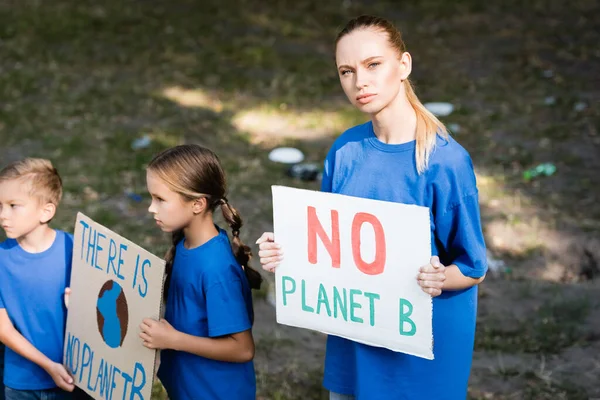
xmin=0 ymin=343 xmax=5 ymax=400
xmin=0 ymin=158 xmax=75 ymax=400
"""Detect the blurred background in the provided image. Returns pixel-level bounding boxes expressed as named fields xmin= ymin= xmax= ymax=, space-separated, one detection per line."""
xmin=0 ymin=0 xmax=598 ymax=398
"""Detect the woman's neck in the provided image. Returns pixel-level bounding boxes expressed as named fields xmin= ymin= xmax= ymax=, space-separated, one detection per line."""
xmin=182 ymin=213 xmax=219 ymax=249
xmin=371 ymin=88 xmax=417 ymax=145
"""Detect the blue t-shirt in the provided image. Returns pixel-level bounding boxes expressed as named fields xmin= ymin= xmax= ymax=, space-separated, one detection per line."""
xmin=0 ymin=230 xmax=73 ymax=390
xmin=158 ymin=228 xmax=256 ymax=400
xmin=321 ymin=122 xmax=487 ymax=400
xmin=0 ymin=343 xmax=5 ymax=400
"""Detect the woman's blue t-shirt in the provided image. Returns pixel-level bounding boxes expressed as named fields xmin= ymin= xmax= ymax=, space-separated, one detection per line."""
xmin=321 ymin=122 xmax=487 ymax=399
xmin=157 ymin=228 xmax=256 ymax=400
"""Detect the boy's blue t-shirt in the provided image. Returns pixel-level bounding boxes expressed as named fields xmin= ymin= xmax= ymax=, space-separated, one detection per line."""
xmin=0 ymin=230 xmax=73 ymax=390
xmin=321 ymin=122 xmax=487 ymax=399
xmin=0 ymin=343 xmax=5 ymax=400
xmin=157 ymin=228 xmax=256 ymax=400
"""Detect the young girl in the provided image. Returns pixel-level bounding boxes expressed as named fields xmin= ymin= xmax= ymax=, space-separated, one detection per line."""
xmin=139 ymin=144 xmax=262 ymax=400
xmin=257 ymin=15 xmax=487 ymax=400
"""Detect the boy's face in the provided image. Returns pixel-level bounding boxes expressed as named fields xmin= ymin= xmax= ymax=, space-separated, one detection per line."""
xmin=0 ymin=179 xmax=55 ymax=239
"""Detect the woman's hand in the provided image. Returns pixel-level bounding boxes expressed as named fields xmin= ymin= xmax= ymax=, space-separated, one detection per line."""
xmin=256 ymin=232 xmax=284 ymax=272
xmin=417 ymin=256 xmax=446 ymax=297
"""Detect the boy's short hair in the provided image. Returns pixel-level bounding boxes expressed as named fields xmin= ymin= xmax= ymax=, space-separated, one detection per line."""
xmin=0 ymin=158 xmax=63 ymax=205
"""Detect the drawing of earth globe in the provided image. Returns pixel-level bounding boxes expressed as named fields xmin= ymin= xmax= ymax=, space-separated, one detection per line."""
xmin=96 ymin=280 xmax=129 ymax=348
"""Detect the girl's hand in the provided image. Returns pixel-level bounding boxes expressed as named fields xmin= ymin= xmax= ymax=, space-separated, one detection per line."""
xmin=139 ymin=318 xmax=178 ymax=350
xmin=46 ymin=362 xmax=74 ymax=392
xmin=256 ymin=232 xmax=284 ymax=273
xmin=417 ymin=256 xmax=446 ymax=297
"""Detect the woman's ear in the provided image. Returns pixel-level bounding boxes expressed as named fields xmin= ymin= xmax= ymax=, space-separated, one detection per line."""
xmin=399 ymin=52 xmax=412 ymax=81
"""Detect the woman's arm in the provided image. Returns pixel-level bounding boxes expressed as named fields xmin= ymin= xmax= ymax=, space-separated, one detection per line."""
xmin=140 ymin=318 xmax=254 ymax=363
xmin=417 ymin=256 xmax=486 ymax=296
xmin=443 ymin=264 xmax=485 ymax=290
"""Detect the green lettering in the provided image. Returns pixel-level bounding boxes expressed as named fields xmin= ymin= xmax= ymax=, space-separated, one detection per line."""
xmin=281 ymin=276 xmax=296 ymax=306
xmin=316 ymin=283 xmax=332 ymax=317
xmin=301 ymin=280 xmax=314 ymax=313
xmin=363 ymin=292 xmax=380 ymax=327
xmin=399 ymin=298 xmax=416 ymax=336
xmin=333 ymin=287 xmax=347 ymax=321
xmin=350 ymin=289 xmax=363 ymax=323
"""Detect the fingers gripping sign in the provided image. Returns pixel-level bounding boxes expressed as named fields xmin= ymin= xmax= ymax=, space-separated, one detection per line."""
xmin=139 ymin=318 xmax=176 ymax=350
xmin=417 ymin=256 xmax=446 ymax=297
xmin=256 ymin=232 xmax=283 ymax=273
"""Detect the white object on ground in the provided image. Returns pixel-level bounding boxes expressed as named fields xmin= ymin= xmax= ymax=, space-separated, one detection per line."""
xmin=268 ymin=147 xmax=305 ymax=164
xmin=447 ymin=123 xmax=461 ymax=134
xmin=131 ymin=135 xmax=152 ymax=150
xmin=424 ymin=102 xmax=454 ymax=117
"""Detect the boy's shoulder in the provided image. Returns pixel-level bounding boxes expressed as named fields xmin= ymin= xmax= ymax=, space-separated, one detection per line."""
xmin=0 ymin=230 xmax=74 ymax=257
xmin=0 ymin=238 xmax=18 ymax=252
xmin=59 ymin=230 xmax=74 ymax=245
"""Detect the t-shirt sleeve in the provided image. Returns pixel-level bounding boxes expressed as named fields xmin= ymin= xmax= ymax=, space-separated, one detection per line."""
xmin=321 ymin=149 xmax=334 ymax=193
xmin=435 ymin=192 xmax=488 ymax=278
xmin=205 ymin=279 xmax=252 ymax=337
xmin=0 ymin=292 xmax=4 ymax=309
xmin=64 ymin=232 xmax=74 ymax=287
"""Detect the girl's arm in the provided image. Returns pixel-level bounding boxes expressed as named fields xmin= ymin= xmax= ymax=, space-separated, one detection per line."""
xmin=140 ymin=318 xmax=254 ymax=363
xmin=0 ymin=310 xmax=75 ymax=391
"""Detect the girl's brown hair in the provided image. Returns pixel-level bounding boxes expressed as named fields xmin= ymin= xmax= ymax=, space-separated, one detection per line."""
xmin=147 ymin=144 xmax=262 ymax=298
xmin=336 ymin=15 xmax=448 ymax=173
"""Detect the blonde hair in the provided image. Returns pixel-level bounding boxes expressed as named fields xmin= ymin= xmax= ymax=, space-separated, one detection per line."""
xmin=147 ymin=144 xmax=263 ymax=298
xmin=0 ymin=158 xmax=63 ymax=205
xmin=336 ymin=15 xmax=448 ymax=173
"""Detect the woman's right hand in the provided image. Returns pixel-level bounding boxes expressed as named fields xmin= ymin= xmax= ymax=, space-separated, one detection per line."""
xmin=256 ymin=232 xmax=284 ymax=273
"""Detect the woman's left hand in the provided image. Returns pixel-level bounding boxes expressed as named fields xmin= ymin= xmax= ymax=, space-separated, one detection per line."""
xmin=417 ymin=256 xmax=446 ymax=297
xmin=139 ymin=318 xmax=178 ymax=350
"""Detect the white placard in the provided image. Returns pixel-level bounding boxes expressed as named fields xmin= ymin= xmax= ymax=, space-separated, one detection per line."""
xmin=273 ymin=186 xmax=433 ymax=359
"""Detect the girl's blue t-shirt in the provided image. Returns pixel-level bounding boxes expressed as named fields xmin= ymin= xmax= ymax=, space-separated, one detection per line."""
xmin=0 ymin=230 xmax=73 ymax=390
xmin=157 ymin=228 xmax=256 ymax=400
xmin=321 ymin=122 xmax=487 ymax=399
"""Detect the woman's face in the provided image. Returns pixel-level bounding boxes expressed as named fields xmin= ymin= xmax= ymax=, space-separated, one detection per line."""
xmin=336 ymin=28 xmax=411 ymax=115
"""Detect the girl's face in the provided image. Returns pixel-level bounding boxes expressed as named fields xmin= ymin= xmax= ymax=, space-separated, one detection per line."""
xmin=146 ymin=170 xmax=194 ymax=233
xmin=336 ymin=28 xmax=411 ymax=115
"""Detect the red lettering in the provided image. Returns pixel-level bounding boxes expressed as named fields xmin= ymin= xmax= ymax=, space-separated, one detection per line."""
xmin=351 ymin=213 xmax=386 ymax=275
xmin=307 ymin=206 xmax=340 ymax=268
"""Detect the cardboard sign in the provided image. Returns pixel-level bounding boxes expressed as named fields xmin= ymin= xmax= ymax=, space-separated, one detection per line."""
xmin=64 ymin=213 xmax=165 ymax=400
xmin=272 ymin=186 xmax=433 ymax=359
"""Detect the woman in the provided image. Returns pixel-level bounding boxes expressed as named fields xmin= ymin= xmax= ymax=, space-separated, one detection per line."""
xmin=257 ymin=15 xmax=487 ymax=400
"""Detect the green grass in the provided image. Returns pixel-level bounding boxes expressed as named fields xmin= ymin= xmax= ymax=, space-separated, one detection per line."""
xmin=475 ymin=296 xmax=592 ymax=354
